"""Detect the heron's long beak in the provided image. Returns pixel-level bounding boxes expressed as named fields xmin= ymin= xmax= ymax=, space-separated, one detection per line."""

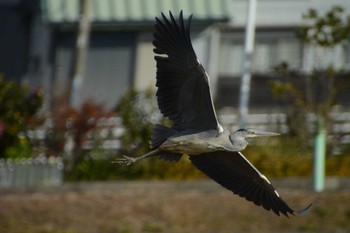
xmin=251 ymin=130 xmax=280 ymax=138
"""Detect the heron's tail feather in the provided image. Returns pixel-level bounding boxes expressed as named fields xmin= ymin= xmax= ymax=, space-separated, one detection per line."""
xmin=151 ymin=124 xmax=177 ymax=149
xmin=151 ymin=124 xmax=183 ymax=162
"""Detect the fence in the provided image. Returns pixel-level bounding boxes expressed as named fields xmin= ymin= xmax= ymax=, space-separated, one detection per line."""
xmin=0 ymin=157 xmax=63 ymax=188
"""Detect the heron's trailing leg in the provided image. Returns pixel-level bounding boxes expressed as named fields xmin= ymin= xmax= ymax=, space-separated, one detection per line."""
xmin=113 ymin=149 xmax=160 ymax=166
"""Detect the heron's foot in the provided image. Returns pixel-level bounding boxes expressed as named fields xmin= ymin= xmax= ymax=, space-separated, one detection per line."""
xmin=113 ymin=155 xmax=137 ymax=166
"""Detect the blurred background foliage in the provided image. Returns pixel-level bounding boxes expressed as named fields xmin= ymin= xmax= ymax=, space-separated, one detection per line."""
xmin=0 ymin=75 xmax=43 ymax=159
xmin=1 ymin=6 xmax=350 ymax=181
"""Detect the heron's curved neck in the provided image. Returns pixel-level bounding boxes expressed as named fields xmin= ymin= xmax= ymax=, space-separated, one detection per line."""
xmin=229 ymin=132 xmax=248 ymax=151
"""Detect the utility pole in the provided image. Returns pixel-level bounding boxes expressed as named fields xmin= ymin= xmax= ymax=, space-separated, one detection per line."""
xmin=238 ymin=0 xmax=257 ymax=127
xmin=70 ymin=0 xmax=91 ymax=108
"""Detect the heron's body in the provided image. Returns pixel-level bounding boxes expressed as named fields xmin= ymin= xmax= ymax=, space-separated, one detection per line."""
xmin=115 ymin=11 xmax=311 ymax=217
xmin=159 ymin=129 xmax=235 ymax=155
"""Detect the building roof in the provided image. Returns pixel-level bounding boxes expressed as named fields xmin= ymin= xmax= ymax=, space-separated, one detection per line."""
xmin=41 ymin=0 xmax=231 ymax=25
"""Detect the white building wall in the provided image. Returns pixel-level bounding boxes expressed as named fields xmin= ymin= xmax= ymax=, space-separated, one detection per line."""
xmin=134 ymin=33 xmax=156 ymax=92
xmin=230 ymin=0 xmax=350 ymax=27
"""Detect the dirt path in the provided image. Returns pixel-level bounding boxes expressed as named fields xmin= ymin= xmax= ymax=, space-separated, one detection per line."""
xmin=0 ymin=180 xmax=349 ymax=233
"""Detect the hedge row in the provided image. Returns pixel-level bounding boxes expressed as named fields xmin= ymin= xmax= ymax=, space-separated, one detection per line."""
xmin=65 ymin=137 xmax=350 ymax=181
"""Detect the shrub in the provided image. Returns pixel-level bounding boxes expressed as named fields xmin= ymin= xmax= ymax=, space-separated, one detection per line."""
xmin=0 ymin=76 xmax=43 ymax=158
xmin=45 ymin=96 xmax=115 ymax=175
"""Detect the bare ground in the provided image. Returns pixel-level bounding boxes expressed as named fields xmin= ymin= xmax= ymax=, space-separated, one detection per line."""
xmin=0 ymin=180 xmax=349 ymax=233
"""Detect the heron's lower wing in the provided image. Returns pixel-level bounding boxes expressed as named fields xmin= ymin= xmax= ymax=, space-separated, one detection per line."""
xmin=190 ymin=151 xmax=309 ymax=217
xmin=158 ymin=153 xmax=183 ymax=162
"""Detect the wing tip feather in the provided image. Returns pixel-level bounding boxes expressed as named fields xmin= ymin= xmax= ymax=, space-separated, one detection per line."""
xmin=294 ymin=203 xmax=312 ymax=216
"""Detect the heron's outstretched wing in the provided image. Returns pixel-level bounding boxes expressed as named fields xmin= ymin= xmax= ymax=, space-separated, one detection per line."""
xmin=190 ymin=151 xmax=311 ymax=217
xmin=153 ymin=11 xmax=220 ymax=132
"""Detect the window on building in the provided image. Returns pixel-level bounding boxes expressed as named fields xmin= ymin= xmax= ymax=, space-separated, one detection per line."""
xmin=303 ymin=44 xmax=350 ymax=72
xmin=218 ymin=31 xmax=302 ymax=77
xmin=219 ymin=37 xmax=244 ymax=76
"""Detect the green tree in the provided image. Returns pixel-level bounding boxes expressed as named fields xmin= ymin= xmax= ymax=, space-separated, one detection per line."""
xmin=113 ymin=89 xmax=159 ymax=179
xmin=0 ymin=76 xmax=43 ymax=158
xmin=298 ymin=6 xmax=350 ymax=47
xmin=116 ymin=88 xmax=155 ymax=157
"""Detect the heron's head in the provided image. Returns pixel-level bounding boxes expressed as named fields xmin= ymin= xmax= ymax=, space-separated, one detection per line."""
xmin=234 ymin=128 xmax=280 ymax=139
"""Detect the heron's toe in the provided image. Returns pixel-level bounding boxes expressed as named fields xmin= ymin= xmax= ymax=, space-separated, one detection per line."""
xmin=112 ymin=155 xmax=136 ymax=166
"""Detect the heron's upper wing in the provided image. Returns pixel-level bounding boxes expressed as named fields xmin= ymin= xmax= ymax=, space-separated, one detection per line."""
xmin=153 ymin=11 xmax=220 ymax=131
xmin=190 ymin=151 xmax=311 ymax=217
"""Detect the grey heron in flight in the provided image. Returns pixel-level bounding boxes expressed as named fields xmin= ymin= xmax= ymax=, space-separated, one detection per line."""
xmin=115 ymin=11 xmax=311 ymax=217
